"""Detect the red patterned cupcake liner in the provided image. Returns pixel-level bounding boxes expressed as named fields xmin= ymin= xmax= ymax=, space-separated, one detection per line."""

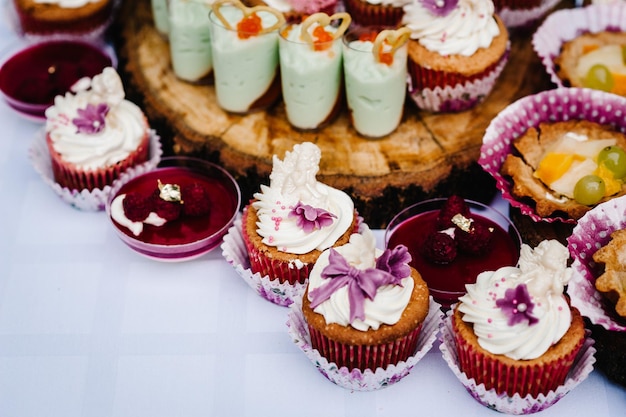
xmin=47 ymin=132 xmax=151 ymax=192
xmin=308 ymin=323 xmax=423 ymax=372
xmin=342 ymin=0 xmax=405 ymax=28
xmin=452 ymin=318 xmax=586 ymax=398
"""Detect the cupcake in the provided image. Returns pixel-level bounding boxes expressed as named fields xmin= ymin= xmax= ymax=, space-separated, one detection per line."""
xmin=12 ymin=0 xmax=115 ymax=37
xmin=301 ymin=224 xmax=431 ymax=372
xmin=533 ymin=3 xmax=626 ymax=94
xmin=451 ymin=240 xmax=588 ymax=400
xmin=493 ymin=0 xmax=560 ymax=29
xmin=241 ymin=142 xmax=358 ymax=285
xmin=402 ymin=0 xmax=510 ymax=112
xmin=342 ymin=0 xmax=412 ymax=27
xmin=44 ymin=67 xmax=151 ymax=192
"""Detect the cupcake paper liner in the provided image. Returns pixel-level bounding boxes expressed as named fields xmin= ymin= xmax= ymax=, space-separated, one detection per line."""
xmin=533 ymin=3 xmax=626 ymax=89
xmin=567 ymin=195 xmax=626 ymax=331
xmin=407 ymin=44 xmax=510 ymax=113
xmin=28 ymin=128 xmax=162 ymax=211
xmin=497 ymin=0 xmax=560 ymax=29
xmin=286 ymin=296 xmax=443 ymax=391
xmin=342 ymin=0 xmax=404 ymax=28
xmin=221 ymin=217 xmax=307 ymax=307
xmin=479 ymin=87 xmax=626 ymax=223
xmin=439 ymin=311 xmax=596 ymax=415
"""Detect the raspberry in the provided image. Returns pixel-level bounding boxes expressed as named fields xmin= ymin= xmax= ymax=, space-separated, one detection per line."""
xmin=437 ymin=195 xmax=470 ymax=229
xmin=181 ymin=183 xmax=211 ymax=217
xmin=122 ymin=192 xmax=151 ymax=222
xmin=455 ymin=218 xmax=494 ymax=255
xmin=422 ymin=231 xmax=457 ymax=264
xmin=150 ymin=190 xmax=182 ymax=222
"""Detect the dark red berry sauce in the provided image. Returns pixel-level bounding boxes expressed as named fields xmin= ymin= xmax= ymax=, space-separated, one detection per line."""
xmin=113 ymin=167 xmax=239 ymax=246
xmin=0 ymin=40 xmax=113 ymax=106
xmin=387 ymin=210 xmax=520 ymax=308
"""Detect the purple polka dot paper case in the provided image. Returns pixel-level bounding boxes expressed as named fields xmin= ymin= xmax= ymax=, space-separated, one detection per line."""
xmin=478 ymin=87 xmax=626 ymax=224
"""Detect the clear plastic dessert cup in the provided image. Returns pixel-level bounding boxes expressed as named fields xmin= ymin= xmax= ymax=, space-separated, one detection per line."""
xmin=107 ymin=156 xmax=241 ymax=262
xmin=208 ymin=2 xmax=284 ymax=114
xmin=0 ymin=38 xmax=116 ymax=122
xmin=385 ymin=198 xmax=522 ymax=309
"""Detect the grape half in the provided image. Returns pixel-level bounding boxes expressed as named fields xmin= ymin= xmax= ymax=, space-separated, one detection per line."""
xmin=584 ymin=64 xmax=614 ymax=92
xmin=598 ymin=145 xmax=626 ymax=179
xmin=574 ymin=175 xmax=605 ymax=205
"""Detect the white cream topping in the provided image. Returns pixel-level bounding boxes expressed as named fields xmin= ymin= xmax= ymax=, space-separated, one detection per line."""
xmin=308 ymin=225 xmax=414 ymax=331
xmin=278 ymin=22 xmax=344 ymax=130
xmin=252 ymin=142 xmax=354 ymax=254
xmin=458 ymin=240 xmax=573 ymax=360
xmin=110 ymin=194 xmax=167 ymax=236
xmin=45 ymin=67 xmax=147 ymax=171
xmin=33 ymin=0 xmax=100 ymax=8
xmin=402 ymin=0 xmax=500 ymax=56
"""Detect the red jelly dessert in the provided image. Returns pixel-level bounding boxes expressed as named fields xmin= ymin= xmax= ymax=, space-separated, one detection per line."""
xmin=107 ymin=157 xmax=240 ymax=261
xmin=385 ymin=197 xmax=522 ymax=308
xmin=0 ymin=39 xmax=114 ymax=119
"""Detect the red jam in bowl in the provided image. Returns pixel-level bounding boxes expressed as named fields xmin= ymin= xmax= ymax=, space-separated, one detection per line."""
xmin=108 ymin=157 xmax=241 ymax=261
xmin=385 ymin=198 xmax=522 ymax=308
xmin=0 ymin=39 xmax=115 ymax=119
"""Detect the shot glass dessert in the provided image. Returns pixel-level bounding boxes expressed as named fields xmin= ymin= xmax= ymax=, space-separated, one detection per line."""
xmin=278 ymin=12 xmax=351 ymax=131
xmin=342 ymin=26 xmax=410 ymax=138
xmin=209 ymin=0 xmax=285 ymax=113
xmin=151 ymin=0 xmax=170 ymax=37
xmin=168 ymin=0 xmax=214 ymax=83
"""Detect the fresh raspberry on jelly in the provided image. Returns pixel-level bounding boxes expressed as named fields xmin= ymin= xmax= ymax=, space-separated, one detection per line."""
xmin=456 ymin=219 xmax=494 ymax=256
xmin=150 ymin=191 xmax=182 ymax=222
xmin=182 ymin=183 xmax=211 ymax=217
xmin=122 ymin=191 xmax=151 ymax=222
xmin=437 ymin=195 xmax=470 ymax=229
xmin=422 ymin=231 xmax=457 ymax=264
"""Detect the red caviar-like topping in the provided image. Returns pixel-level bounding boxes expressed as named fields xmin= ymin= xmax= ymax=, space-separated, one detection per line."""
xmin=358 ymin=31 xmax=377 ymax=43
xmin=312 ymin=26 xmax=334 ymax=51
xmin=378 ymin=43 xmax=394 ymax=66
xmin=237 ymin=13 xmax=263 ymax=39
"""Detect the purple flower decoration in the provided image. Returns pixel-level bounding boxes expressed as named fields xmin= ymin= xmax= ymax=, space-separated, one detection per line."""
xmin=309 ymin=248 xmax=405 ymax=323
xmin=420 ymin=0 xmax=459 ymax=17
xmin=376 ymin=245 xmax=412 ymax=281
xmin=289 ymin=202 xmax=336 ymax=233
xmin=495 ymin=284 xmax=539 ymax=327
xmin=72 ymin=103 xmax=109 ymax=134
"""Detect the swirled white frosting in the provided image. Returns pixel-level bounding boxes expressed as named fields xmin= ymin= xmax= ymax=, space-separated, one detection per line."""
xmin=252 ymin=142 xmax=354 ymax=254
xmin=307 ymin=225 xmax=414 ymax=331
xmin=458 ymin=240 xmax=573 ymax=360
xmin=34 ymin=0 xmax=101 ymax=8
xmin=45 ymin=67 xmax=147 ymax=171
xmin=402 ymin=0 xmax=500 ymax=56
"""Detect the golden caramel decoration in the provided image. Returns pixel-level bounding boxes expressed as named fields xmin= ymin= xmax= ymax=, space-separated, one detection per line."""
xmin=211 ymin=0 xmax=285 ymax=35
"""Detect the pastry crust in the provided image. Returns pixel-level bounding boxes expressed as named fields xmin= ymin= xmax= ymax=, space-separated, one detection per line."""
xmin=554 ymin=30 xmax=626 ymax=88
xmin=593 ymin=228 xmax=626 ymax=318
xmin=500 ymin=120 xmax=626 ymax=220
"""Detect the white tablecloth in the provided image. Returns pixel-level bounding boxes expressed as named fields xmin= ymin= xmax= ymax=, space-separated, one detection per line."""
xmin=0 ymin=10 xmax=624 ymax=417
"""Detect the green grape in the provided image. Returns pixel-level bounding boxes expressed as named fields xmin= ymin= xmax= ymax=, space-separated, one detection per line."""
xmin=598 ymin=145 xmax=626 ymax=179
xmin=584 ymin=64 xmax=614 ymax=92
xmin=574 ymin=175 xmax=605 ymax=206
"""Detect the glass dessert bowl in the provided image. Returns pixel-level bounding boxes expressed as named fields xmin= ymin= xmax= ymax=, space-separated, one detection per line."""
xmin=106 ymin=156 xmax=241 ymax=261
xmin=0 ymin=38 xmax=116 ymax=121
xmin=385 ymin=197 xmax=522 ymax=308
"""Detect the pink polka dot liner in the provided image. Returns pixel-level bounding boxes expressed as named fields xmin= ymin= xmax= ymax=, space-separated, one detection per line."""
xmin=479 ymin=87 xmax=626 ymax=224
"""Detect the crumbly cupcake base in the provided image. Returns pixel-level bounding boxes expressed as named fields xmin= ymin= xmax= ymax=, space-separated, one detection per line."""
xmin=13 ymin=0 xmax=114 ymax=35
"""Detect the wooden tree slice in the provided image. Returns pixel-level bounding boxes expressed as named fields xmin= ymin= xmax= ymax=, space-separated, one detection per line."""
xmin=113 ymin=0 xmax=553 ymax=228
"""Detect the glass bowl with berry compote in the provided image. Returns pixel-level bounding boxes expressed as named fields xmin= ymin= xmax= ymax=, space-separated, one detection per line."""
xmin=106 ymin=156 xmax=241 ymax=261
xmin=0 ymin=38 xmax=116 ymax=122
xmin=385 ymin=196 xmax=522 ymax=309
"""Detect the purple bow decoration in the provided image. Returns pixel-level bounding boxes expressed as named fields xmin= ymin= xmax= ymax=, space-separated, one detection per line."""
xmin=309 ymin=246 xmax=409 ymax=323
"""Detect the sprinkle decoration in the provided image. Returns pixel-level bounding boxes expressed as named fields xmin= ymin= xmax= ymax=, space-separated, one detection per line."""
xmin=309 ymin=246 xmax=408 ymax=323
xmin=72 ymin=103 xmax=109 ymax=134
xmin=289 ymin=201 xmax=336 ymax=233
xmin=419 ymin=0 xmax=459 ymax=17
xmin=495 ymin=284 xmax=539 ymax=326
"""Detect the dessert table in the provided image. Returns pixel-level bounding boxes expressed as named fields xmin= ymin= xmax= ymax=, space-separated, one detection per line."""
xmin=0 ymin=9 xmax=624 ymax=417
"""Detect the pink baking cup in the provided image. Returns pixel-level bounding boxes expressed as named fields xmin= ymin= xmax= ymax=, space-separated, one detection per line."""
xmin=532 ymin=3 xmax=626 ymax=88
xmin=221 ymin=217 xmax=307 ymax=307
xmin=28 ymin=128 xmax=162 ymax=211
xmin=479 ymin=87 xmax=626 ymax=223
xmin=439 ymin=311 xmax=596 ymax=415
xmin=407 ymin=43 xmax=510 ymax=113
xmin=497 ymin=0 xmax=560 ymax=28
xmin=567 ymin=195 xmax=626 ymax=331
xmin=286 ymin=296 xmax=443 ymax=391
